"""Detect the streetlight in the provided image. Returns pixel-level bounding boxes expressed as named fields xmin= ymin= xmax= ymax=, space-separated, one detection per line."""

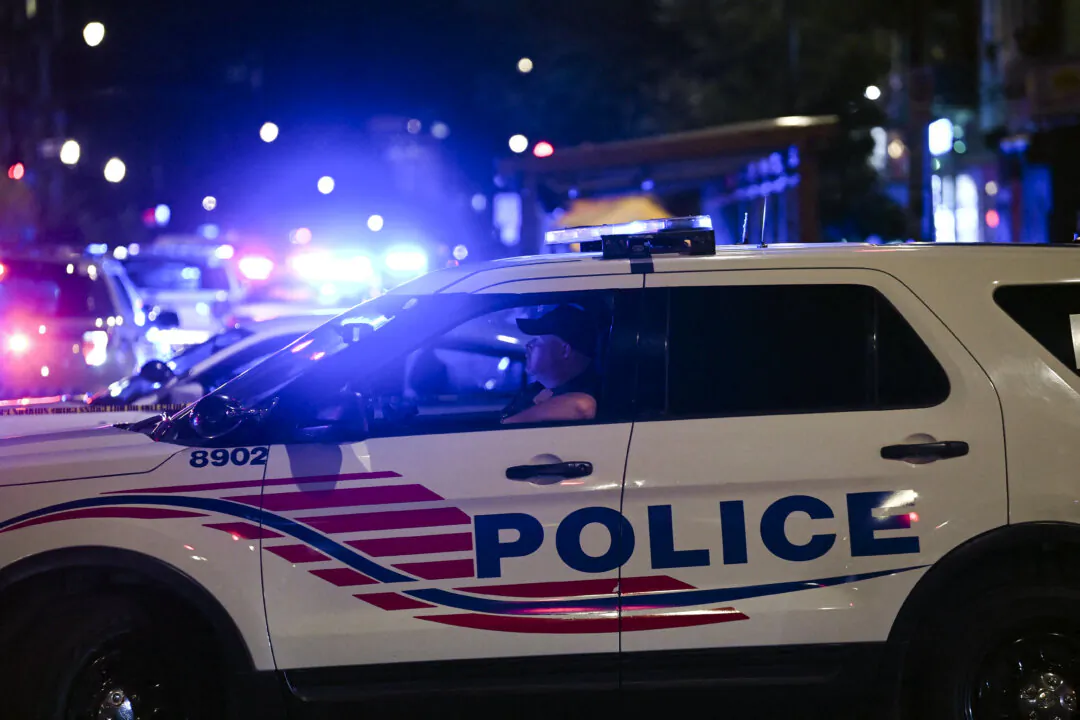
xmin=202 ymin=196 xmax=217 ymax=211
xmin=317 ymin=176 xmax=335 ymax=194
xmin=259 ymin=122 xmax=279 ymax=143
xmin=367 ymin=214 xmax=384 ymax=232
xmin=517 ymin=57 xmax=534 ymax=74
xmin=103 ymin=157 xmax=125 ymax=183
xmin=509 ymin=134 xmax=528 ymax=153
xmin=83 ymin=22 xmax=105 ymax=47
xmin=864 ymin=85 xmax=882 ymax=101
xmin=59 ymin=140 xmax=80 ymax=165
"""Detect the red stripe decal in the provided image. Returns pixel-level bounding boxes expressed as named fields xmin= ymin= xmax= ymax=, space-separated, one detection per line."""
xmin=354 ymin=592 xmax=435 ymax=611
xmin=0 ymin=507 xmax=205 ymax=533
xmin=620 ymin=576 xmax=697 ymax=594
xmin=228 ymin=484 xmax=443 ymax=512
xmin=420 ymin=608 xmax=748 ymax=634
xmin=107 ymin=470 xmax=402 ymax=495
xmin=265 ymin=544 xmax=327 ymax=563
xmin=309 ymin=568 xmax=378 ymax=587
xmin=460 ymin=578 xmax=617 ymax=598
xmin=393 ymin=559 xmax=474 ymax=580
xmin=298 ymin=507 xmax=471 ymax=534
xmin=204 ymin=522 xmax=282 ymax=540
xmin=347 ymin=532 xmax=473 ymax=557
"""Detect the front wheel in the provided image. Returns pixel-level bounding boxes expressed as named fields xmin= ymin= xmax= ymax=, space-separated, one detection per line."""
xmin=9 ymin=593 xmax=225 ymax=720
xmin=904 ymin=586 xmax=1080 ymax=720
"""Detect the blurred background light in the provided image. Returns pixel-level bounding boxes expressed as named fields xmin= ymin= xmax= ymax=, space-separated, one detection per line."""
xmin=293 ymin=227 xmax=313 ymax=244
xmin=103 ymin=158 xmax=126 ymax=183
xmin=317 ymin=176 xmax=335 ymax=194
xmin=431 ymin=122 xmax=450 ymax=139
xmin=238 ymin=256 xmax=274 ymax=280
xmin=471 ymin=193 xmax=487 ymax=212
xmin=406 ymin=119 xmax=422 ymax=134
xmin=154 ymin=204 xmax=171 ymax=226
xmin=452 ymin=244 xmax=469 ymax=261
xmin=83 ymin=21 xmax=105 ymax=47
xmin=517 ymin=57 xmax=533 ymax=73
xmin=214 ymin=244 xmax=235 ymax=260
xmin=533 ymin=141 xmax=554 ymax=158
xmin=202 ymin=195 xmax=217 ymax=211
xmin=509 ymin=134 xmax=528 ymax=153
xmin=864 ymin=85 xmax=882 ymax=101
xmin=929 ymin=118 xmax=954 ymax=156
xmin=367 ymin=214 xmax=384 ymax=232
xmin=59 ymin=140 xmax=80 ymax=165
xmin=259 ymin=122 xmax=279 ymax=143
xmin=384 ymin=246 xmax=428 ymax=275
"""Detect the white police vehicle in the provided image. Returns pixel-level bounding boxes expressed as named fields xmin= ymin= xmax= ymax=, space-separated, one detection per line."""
xmin=1 ymin=217 xmax=1078 ymax=719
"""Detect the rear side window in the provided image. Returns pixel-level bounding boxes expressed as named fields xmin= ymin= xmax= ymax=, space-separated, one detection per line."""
xmin=995 ymin=284 xmax=1080 ymax=375
xmin=664 ymin=284 xmax=949 ymax=418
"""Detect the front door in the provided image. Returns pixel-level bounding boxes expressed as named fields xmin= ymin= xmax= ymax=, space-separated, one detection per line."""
xmin=257 ymin=276 xmax=642 ymax=696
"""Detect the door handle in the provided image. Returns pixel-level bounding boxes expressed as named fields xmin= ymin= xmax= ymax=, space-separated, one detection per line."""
xmin=506 ymin=461 xmax=593 ymax=481
xmin=881 ymin=440 xmax=969 ymax=461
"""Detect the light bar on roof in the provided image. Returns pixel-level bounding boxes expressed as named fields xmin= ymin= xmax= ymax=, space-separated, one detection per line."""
xmin=545 ymin=215 xmax=716 ymax=259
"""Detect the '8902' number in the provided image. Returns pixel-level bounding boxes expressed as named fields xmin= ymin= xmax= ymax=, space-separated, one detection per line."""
xmin=189 ymin=447 xmax=269 ymax=468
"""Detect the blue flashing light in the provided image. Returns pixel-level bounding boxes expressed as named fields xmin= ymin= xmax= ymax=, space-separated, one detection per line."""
xmin=545 ymin=215 xmax=713 ymax=245
xmin=86 ymin=243 xmax=108 ymax=256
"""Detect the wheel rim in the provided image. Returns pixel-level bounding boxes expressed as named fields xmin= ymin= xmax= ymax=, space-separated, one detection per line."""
xmin=968 ymin=629 xmax=1080 ymax=720
xmin=65 ymin=633 xmax=195 ymax=720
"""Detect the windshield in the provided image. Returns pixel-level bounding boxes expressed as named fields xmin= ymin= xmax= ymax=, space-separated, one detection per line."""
xmin=206 ymin=291 xmax=481 ymax=409
xmin=0 ymin=259 xmax=115 ymax=318
xmin=123 ymin=257 xmax=231 ymax=292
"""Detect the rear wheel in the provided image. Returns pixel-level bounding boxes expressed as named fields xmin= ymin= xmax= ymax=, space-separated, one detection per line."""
xmin=904 ymin=585 xmax=1080 ymax=720
xmin=9 ymin=593 xmax=225 ymax=720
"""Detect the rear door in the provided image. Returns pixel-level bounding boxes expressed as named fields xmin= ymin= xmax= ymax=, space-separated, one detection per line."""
xmin=618 ymin=268 xmax=1006 ymax=683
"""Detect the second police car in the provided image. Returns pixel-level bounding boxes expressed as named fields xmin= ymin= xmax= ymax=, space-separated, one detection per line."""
xmin=0 ymin=217 xmax=1078 ymax=719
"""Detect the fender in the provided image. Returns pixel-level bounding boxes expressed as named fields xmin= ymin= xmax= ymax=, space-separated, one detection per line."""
xmin=0 ymin=545 xmax=255 ymax=674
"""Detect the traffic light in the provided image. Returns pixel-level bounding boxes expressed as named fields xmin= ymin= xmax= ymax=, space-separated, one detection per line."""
xmin=7 ymin=163 xmax=25 ymax=180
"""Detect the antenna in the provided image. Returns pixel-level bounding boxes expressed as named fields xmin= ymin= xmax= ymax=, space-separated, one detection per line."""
xmin=759 ymin=197 xmax=768 ymax=248
xmin=740 ymin=212 xmax=750 ymax=244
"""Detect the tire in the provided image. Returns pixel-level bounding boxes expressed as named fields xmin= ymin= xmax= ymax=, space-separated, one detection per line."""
xmin=8 ymin=592 xmax=226 ymax=720
xmin=902 ymin=582 xmax=1080 ymax=720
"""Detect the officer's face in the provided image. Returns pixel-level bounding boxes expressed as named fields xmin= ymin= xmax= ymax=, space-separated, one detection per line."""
xmin=525 ymin=334 xmax=567 ymax=376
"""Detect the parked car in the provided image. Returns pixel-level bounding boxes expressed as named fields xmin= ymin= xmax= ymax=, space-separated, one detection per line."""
xmin=0 ymin=249 xmax=177 ymax=399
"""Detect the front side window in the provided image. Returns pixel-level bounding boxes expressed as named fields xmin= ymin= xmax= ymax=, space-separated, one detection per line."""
xmin=156 ymin=289 xmax=634 ymax=446
xmin=662 ymin=284 xmax=949 ymax=419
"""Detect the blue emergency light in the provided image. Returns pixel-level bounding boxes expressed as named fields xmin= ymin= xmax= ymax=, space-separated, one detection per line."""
xmin=545 ymin=215 xmax=716 ymax=259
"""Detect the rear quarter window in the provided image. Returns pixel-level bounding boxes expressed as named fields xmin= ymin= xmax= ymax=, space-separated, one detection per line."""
xmin=995 ymin=284 xmax=1080 ymax=375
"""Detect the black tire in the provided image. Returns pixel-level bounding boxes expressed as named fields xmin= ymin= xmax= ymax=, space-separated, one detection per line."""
xmin=903 ymin=583 xmax=1080 ymax=720
xmin=8 ymin=592 xmax=226 ymax=720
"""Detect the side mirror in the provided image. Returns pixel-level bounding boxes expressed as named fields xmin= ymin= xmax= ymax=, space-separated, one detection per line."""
xmin=152 ymin=310 xmax=181 ymax=329
xmin=191 ymin=394 xmax=249 ymax=440
xmin=337 ymin=321 xmax=375 ymax=344
xmin=139 ymin=359 xmax=174 ymax=384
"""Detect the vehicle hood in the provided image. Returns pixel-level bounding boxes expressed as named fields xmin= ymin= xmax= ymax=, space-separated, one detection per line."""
xmin=0 ymin=423 xmax=181 ymax=487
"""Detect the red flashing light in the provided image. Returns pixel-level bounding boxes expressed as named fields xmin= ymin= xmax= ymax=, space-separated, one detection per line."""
xmin=533 ymin=141 xmax=554 ymax=158
xmin=986 ymin=209 xmax=1000 ymax=229
xmin=7 ymin=163 xmax=24 ymax=181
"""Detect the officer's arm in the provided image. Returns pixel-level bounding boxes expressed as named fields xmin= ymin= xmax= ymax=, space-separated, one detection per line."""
xmin=501 ymin=392 xmax=597 ymax=425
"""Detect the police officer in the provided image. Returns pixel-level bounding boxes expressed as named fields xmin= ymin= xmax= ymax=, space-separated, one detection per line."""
xmin=501 ymin=305 xmax=599 ymax=425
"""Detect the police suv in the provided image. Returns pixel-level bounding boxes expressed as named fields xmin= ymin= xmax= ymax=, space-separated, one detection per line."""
xmin=1 ymin=217 xmax=1077 ymax=719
